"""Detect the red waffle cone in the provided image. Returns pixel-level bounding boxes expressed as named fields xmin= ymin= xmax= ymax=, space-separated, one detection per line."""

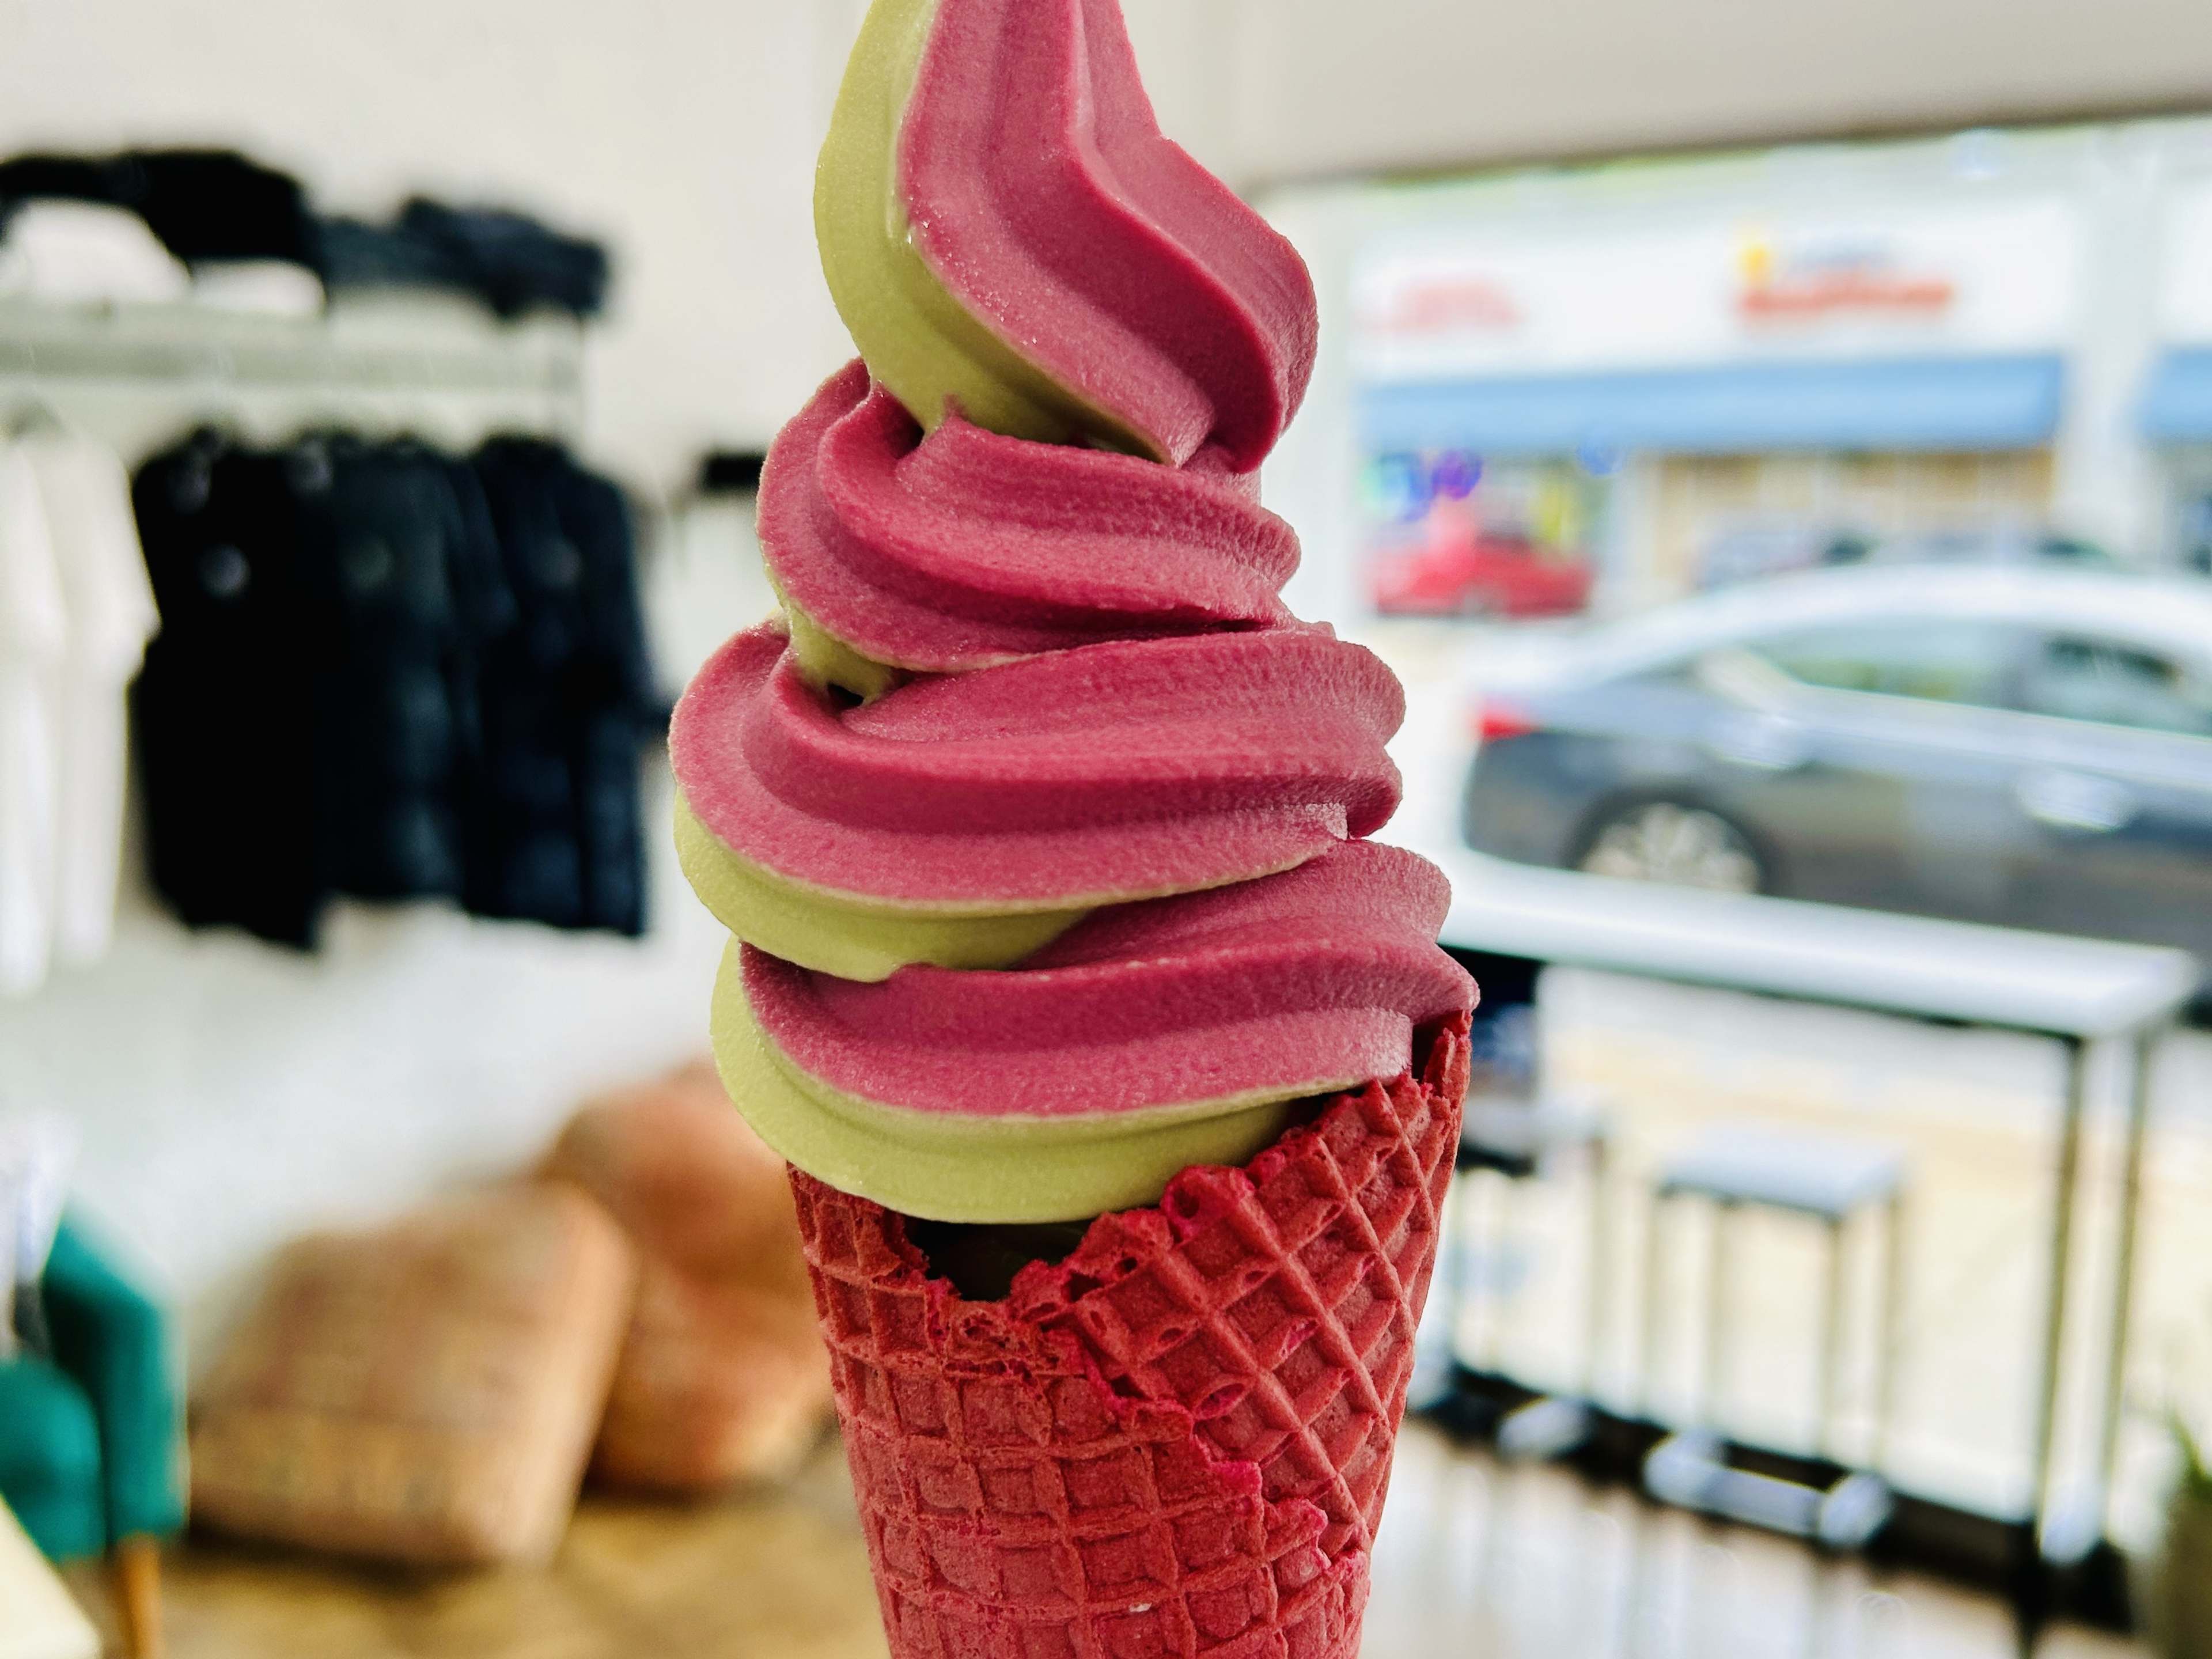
xmin=790 ymin=1014 xmax=1471 ymax=1659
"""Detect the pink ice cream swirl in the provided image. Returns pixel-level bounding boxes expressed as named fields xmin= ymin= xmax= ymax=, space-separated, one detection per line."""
xmin=759 ymin=360 xmax=1300 ymax=673
xmin=670 ymin=0 xmax=1472 ymax=1162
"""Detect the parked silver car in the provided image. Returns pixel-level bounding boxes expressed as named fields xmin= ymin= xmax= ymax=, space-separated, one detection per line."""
xmin=1460 ymin=566 xmax=2212 ymax=961
xmin=1695 ymin=519 xmax=2109 ymax=590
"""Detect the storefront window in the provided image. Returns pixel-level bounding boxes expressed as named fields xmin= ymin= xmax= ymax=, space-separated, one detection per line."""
xmin=1363 ymin=449 xmax=1603 ymax=619
xmin=1663 ymin=451 xmax=2060 ymax=593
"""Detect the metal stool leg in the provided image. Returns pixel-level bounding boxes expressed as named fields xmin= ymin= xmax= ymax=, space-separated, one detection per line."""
xmin=1484 ymin=1172 xmax=1514 ymax=1374
xmin=1411 ymin=1166 xmax=1471 ymax=1415
xmin=2093 ymin=1030 xmax=2160 ymax=1529
xmin=1643 ymin=1195 xmax=1738 ymax=1521
xmin=1584 ymin=1135 xmax=1612 ymax=1405
xmin=1641 ymin=1130 xmax=1904 ymax=1554
xmin=1639 ymin=1191 xmax=1671 ymax=1423
xmin=1815 ymin=1200 xmax=1902 ymax=1553
xmin=1440 ymin=1169 xmax=1471 ymax=1369
xmin=1816 ymin=1215 xmax=1848 ymax=1463
xmin=1701 ymin=1200 xmax=1734 ymax=1440
xmin=1458 ymin=1172 xmax=1490 ymax=1372
xmin=1874 ymin=1186 xmax=1907 ymax=1474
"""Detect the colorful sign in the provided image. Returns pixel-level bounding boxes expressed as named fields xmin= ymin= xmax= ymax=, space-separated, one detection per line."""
xmin=1351 ymin=196 xmax=2081 ymax=384
xmin=1362 ymin=449 xmax=1601 ymax=619
xmin=1733 ymin=230 xmax=1956 ymax=324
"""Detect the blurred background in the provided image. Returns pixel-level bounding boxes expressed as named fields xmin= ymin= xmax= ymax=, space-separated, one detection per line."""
xmin=2 ymin=3 xmax=2211 ymax=1657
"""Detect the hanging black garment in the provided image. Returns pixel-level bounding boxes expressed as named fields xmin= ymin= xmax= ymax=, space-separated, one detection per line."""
xmin=131 ymin=432 xmax=322 ymax=947
xmin=132 ymin=430 xmax=653 ymax=946
xmin=465 ymin=439 xmax=654 ymax=937
xmin=288 ymin=434 xmax=490 ymax=906
xmin=132 ymin=433 xmax=493 ymax=943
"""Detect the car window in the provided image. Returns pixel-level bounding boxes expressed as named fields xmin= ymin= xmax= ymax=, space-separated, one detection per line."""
xmin=1750 ymin=622 xmax=2024 ymax=709
xmin=2017 ymin=637 xmax=2212 ymax=736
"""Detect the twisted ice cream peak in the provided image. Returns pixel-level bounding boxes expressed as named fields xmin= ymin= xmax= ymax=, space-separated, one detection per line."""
xmin=669 ymin=0 xmax=1472 ymax=1224
xmin=817 ymin=0 xmax=1319 ymax=471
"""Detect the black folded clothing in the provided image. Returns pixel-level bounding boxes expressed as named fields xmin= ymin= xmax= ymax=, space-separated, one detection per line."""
xmin=0 ymin=146 xmax=613 ymax=319
xmin=0 ymin=149 xmax=316 ymax=268
xmin=316 ymin=198 xmax=610 ymax=320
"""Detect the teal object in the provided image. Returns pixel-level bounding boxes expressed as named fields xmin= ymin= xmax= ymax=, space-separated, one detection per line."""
xmin=0 ymin=1354 xmax=105 ymax=1560
xmin=0 ymin=1214 xmax=184 ymax=1562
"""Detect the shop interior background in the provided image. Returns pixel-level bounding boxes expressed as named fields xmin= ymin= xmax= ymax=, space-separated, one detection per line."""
xmin=5 ymin=1 xmax=2212 ymax=1656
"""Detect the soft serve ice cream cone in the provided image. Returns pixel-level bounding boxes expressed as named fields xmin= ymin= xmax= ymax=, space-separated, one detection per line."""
xmin=670 ymin=1 xmax=1477 ymax=1651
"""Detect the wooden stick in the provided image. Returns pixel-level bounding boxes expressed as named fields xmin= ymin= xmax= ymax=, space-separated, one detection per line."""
xmin=112 ymin=1535 xmax=164 ymax=1659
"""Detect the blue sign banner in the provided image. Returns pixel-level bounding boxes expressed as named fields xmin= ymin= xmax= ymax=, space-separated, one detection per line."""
xmin=2143 ymin=349 xmax=2212 ymax=442
xmin=1359 ymin=354 xmax=2067 ymax=456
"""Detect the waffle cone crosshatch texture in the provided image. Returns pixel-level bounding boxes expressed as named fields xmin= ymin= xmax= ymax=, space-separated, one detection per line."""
xmin=793 ymin=1020 xmax=1469 ymax=1659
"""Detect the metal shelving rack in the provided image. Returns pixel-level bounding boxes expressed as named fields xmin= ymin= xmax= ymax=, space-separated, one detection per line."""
xmin=0 ymin=295 xmax=587 ymax=456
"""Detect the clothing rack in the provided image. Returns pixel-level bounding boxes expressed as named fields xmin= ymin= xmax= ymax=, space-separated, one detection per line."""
xmin=0 ymin=298 xmax=586 ymax=453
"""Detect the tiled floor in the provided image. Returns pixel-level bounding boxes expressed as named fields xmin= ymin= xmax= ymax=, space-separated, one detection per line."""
xmin=63 ymin=1427 xmax=2140 ymax=1658
xmin=1368 ymin=1425 xmax=2136 ymax=1659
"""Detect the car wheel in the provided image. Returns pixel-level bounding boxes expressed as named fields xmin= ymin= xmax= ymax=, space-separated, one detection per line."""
xmin=1576 ymin=801 xmax=1764 ymax=894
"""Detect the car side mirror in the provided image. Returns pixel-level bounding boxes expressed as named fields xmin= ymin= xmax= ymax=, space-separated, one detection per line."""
xmin=1694 ymin=647 xmax=1802 ymax=713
